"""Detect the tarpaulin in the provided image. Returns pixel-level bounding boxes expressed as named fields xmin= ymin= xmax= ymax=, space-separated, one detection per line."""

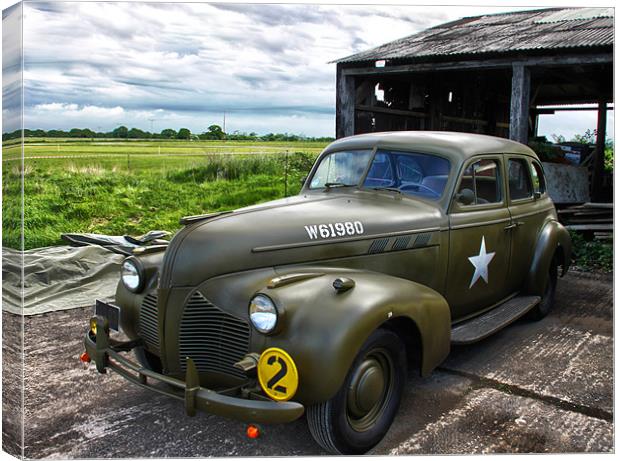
xmin=2 ymin=245 xmax=124 ymax=315
xmin=60 ymin=230 xmax=170 ymax=255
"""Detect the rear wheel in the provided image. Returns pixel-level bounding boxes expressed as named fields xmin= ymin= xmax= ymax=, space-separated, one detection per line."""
xmin=307 ymin=329 xmax=406 ymax=454
xmin=528 ymin=258 xmax=558 ymax=320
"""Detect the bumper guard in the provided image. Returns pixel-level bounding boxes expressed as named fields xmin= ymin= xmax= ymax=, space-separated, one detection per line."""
xmin=84 ymin=316 xmax=304 ymax=424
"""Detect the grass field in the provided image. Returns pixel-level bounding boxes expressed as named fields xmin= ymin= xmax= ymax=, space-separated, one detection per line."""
xmin=2 ymin=139 xmax=324 ymax=249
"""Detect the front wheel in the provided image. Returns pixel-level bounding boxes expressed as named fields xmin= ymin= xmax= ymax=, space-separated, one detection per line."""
xmin=528 ymin=258 xmax=558 ymax=320
xmin=306 ymin=329 xmax=406 ymax=454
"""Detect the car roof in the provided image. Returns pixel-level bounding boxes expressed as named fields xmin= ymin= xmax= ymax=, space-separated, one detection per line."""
xmin=323 ymin=131 xmax=539 ymax=162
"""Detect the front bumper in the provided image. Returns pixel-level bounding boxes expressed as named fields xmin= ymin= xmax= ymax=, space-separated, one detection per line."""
xmin=84 ymin=316 xmax=304 ymax=424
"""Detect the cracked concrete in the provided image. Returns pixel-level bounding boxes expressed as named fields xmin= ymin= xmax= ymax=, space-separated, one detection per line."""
xmin=2 ymin=271 xmax=613 ymax=457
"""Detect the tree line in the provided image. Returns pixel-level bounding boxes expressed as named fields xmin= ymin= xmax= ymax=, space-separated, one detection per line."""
xmin=2 ymin=125 xmax=335 ymax=142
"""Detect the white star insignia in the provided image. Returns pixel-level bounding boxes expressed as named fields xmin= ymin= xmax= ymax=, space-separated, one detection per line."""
xmin=468 ymin=236 xmax=496 ymax=289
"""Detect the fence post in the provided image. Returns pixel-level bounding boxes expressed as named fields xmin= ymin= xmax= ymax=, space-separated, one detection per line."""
xmin=284 ymin=150 xmax=289 ymax=196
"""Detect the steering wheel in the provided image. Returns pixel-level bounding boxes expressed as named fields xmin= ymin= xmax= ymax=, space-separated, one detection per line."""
xmin=400 ymin=183 xmax=441 ymax=198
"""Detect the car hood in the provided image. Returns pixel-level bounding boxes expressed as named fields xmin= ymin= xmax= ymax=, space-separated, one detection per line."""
xmin=160 ymin=190 xmax=446 ymax=288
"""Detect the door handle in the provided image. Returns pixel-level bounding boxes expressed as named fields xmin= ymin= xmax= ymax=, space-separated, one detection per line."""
xmin=504 ymin=221 xmax=525 ymax=231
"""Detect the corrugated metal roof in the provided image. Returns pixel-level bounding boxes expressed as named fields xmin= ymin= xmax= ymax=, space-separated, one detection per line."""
xmin=536 ymin=7 xmax=614 ymax=23
xmin=336 ymin=7 xmax=614 ymax=63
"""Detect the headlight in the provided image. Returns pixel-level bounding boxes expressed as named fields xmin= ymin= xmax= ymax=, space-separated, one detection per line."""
xmin=121 ymin=258 xmax=144 ymax=292
xmin=249 ymin=294 xmax=278 ymax=334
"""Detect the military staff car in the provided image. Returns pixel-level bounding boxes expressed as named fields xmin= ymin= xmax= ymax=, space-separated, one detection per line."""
xmin=84 ymin=131 xmax=571 ymax=454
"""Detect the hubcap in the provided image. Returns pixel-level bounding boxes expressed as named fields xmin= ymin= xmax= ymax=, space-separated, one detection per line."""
xmin=347 ymin=358 xmax=385 ymax=416
xmin=346 ymin=348 xmax=394 ymax=432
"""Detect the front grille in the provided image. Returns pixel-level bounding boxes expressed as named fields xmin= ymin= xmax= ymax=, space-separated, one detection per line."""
xmin=139 ymin=293 xmax=160 ymax=353
xmin=179 ymin=292 xmax=251 ymax=379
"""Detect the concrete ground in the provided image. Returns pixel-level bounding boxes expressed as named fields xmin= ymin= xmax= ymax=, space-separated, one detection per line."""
xmin=2 ymin=270 xmax=613 ymax=458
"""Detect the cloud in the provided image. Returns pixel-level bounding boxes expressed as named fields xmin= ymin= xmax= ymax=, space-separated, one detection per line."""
xmin=2 ymin=3 xmax=23 ymax=132
xmin=32 ymin=102 xmax=125 ymax=117
xmin=19 ymin=1 xmax=353 ymax=134
xmin=22 ymin=101 xmax=335 ymax=137
xmin=209 ymin=3 xmax=335 ymax=27
xmin=9 ymin=1 xmax=605 ymax=138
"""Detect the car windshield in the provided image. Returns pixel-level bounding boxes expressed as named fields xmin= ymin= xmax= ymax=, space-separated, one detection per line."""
xmin=362 ymin=149 xmax=451 ymax=199
xmin=309 ymin=148 xmax=450 ymax=199
xmin=309 ymin=150 xmax=373 ymax=188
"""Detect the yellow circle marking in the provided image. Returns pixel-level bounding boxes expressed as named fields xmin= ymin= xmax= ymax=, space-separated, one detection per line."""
xmin=257 ymin=348 xmax=299 ymax=401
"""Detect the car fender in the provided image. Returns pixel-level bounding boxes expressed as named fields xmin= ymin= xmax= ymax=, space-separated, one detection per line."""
xmin=525 ymin=220 xmax=572 ymax=296
xmin=219 ymin=267 xmax=451 ymax=405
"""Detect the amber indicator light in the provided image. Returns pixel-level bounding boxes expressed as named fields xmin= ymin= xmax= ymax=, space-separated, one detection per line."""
xmin=246 ymin=425 xmax=260 ymax=439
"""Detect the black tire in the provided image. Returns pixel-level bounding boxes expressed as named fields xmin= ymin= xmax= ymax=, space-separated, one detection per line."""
xmin=528 ymin=258 xmax=558 ymax=320
xmin=134 ymin=347 xmax=163 ymax=373
xmin=306 ymin=329 xmax=406 ymax=454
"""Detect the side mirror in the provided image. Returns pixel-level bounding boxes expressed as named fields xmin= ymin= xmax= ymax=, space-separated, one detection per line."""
xmin=534 ymin=191 xmax=541 ymax=199
xmin=300 ymin=176 xmax=307 ymax=186
xmin=456 ymin=188 xmax=475 ymax=206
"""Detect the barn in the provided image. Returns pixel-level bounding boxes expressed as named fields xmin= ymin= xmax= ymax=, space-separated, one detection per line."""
xmin=334 ymin=7 xmax=613 ymax=201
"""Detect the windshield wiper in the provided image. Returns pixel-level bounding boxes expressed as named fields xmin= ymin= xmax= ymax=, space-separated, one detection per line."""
xmin=372 ymin=186 xmax=402 ymax=194
xmin=324 ymin=182 xmax=355 ymax=189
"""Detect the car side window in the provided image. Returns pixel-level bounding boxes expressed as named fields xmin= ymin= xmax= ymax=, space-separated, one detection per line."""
xmin=508 ymin=158 xmax=533 ymax=200
xmin=530 ymin=161 xmax=546 ymax=195
xmin=457 ymin=159 xmax=502 ymax=205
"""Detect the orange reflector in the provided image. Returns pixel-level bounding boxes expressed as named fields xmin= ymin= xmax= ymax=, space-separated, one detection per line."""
xmin=80 ymin=351 xmax=91 ymax=363
xmin=246 ymin=424 xmax=260 ymax=439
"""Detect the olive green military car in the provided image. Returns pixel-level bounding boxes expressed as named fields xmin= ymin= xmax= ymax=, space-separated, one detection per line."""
xmin=84 ymin=131 xmax=571 ymax=454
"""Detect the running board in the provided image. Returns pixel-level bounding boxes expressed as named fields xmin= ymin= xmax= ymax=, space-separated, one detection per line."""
xmin=451 ymin=295 xmax=541 ymax=345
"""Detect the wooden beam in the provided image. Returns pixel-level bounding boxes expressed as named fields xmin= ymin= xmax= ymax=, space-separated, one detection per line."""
xmin=591 ymin=100 xmax=607 ymax=201
xmin=533 ymin=105 xmax=614 ymax=113
xmin=341 ymin=53 xmax=613 ymax=77
xmin=535 ymin=95 xmax=614 ymax=106
xmin=440 ymin=115 xmax=488 ymax=126
xmin=355 ymin=104 xmax=427 ymax=118
xmin=336 ymin=64 xmax=355 ymax=138
xmin=509 ymin=64 xmax=531 ymax=144
xmin=428 ymin=80 xmax=441 ymax=130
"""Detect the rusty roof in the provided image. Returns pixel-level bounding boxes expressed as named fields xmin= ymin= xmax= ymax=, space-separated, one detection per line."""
xmin=336 ymin=7 xmax=614 ymax=64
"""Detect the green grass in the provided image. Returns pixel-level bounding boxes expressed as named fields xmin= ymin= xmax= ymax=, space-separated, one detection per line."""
xmin=2 ymin=139 xmax=324 ymax=161
xmin=2 ymin=139 xmax=321 ymax=249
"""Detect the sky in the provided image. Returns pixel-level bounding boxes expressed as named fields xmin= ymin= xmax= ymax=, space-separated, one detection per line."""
xmin=1 ymin=0 xmax=615 ymax=139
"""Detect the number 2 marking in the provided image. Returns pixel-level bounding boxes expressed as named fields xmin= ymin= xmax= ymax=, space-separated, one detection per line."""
xmin=266 ymin=355 xmax=288 ymax=393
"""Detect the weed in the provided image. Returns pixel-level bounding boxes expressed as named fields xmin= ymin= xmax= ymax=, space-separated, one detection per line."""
xmin=569 ymin=230 xmax=613 ymax=273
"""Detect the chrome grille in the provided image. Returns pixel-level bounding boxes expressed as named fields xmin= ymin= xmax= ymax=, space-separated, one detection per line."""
xmin=179 ymin=292 xmax=250 ymax=379
xmin=139 ymin=293 xmax=160 ymax=353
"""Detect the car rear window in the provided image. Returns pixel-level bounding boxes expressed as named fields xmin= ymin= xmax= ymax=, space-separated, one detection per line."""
xmin=530 ymin=161 xmax=546 ymax=195
xmin=508 ymin=158 xmax=533 ymax=200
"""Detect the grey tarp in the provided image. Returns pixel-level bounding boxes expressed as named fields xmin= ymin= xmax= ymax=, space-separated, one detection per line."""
xmin=2 ymin=245 xmax=124 ymax=315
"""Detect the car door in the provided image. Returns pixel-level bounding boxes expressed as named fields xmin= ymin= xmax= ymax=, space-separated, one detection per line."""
xmin=504 ymin=157 xmax=553 ymax=293
xmin=447 ymin=155 xmax=512 ymax=320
